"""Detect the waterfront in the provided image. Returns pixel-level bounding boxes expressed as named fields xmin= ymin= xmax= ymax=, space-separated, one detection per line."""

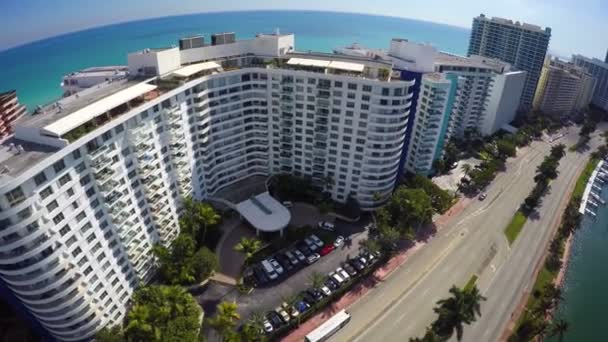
xmin=0 ymin=10 xmax=470 ymax=110
xmin=550 ymin=171 xmax=608 ymax=341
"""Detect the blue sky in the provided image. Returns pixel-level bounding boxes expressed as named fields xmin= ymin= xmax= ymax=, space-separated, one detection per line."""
xmin=1 ymin=0 xmax=606 ymax=59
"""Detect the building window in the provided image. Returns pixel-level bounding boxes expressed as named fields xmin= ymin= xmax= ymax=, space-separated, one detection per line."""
xmin=53 ymin=160 xmax=65 ymax=173
xmin=72 ymin=149 xmax=81 ymax=160
xmin=34 ymin=172 xmax=47 ymax=186
xmin=58 ymin=173 xmax=72 ymax=186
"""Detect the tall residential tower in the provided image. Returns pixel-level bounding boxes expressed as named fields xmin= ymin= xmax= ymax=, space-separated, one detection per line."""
xmin=467 ymin=14 xmax=551 ymax=111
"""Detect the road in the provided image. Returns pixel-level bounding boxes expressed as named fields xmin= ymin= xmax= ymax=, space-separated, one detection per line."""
xmin=331 ymin=127 xmax=604 ymax=342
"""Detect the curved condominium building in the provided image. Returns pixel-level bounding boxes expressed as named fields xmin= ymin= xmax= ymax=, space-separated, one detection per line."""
xmin=0 ymin=32 xmax=415 ymax=340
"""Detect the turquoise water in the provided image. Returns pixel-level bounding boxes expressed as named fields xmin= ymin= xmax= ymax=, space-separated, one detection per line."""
xmin=0 ymin=10 xmax=470 ymax=110
xmin=550 ymin=174 xmax=608 ymax=341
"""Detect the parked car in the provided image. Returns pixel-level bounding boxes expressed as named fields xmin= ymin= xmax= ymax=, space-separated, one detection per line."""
xmin=295 ymin=300 xmax=310 ymax=313
xmin=319 ymin=244 xmax=335 ymax=256
xmin=334 ymin=235 xmax=345 ymax=247
xmin=261 ymin=260 xmax=279 ymax=280
xmin=309 ymin=288 xmax=324 ymax=301
xmin=478 ymin=193 xmax=487 ymax=200
xmin=310 ymin=234 xmax=324 ymax=248
xmin=263 ymin=319 xmax=274 ymax=333
xmin=253 ymin=266 xmax=269 ymax=285
xmin=301 ymin=291 xmax=317 ymax=304
xmin=306 ymin=253 xmax=321 ymax=265
xmin=269 ymin=258 xmax=284 ymax=275
xmin=275 ymin=254 xmax=293 ymax=272
xmin=321 ymin=284 xmax=332 ymax=296
xmin=358 ymin=255 xmax=368 ymax=266
xmin=282 ymin=302 xmax=299 ymax=318
xmin=267 ymin=312 xmax=283 ymax=328
xmin=283 ymin=201 xmax=293 ymax=208
xmin=293 ymin=248 xmax=306 ymax=262
xmin=336 ymin=267 xmax=350 ymax=281
xmin=318 ymin=221 xmax=335 ymax=231
xmin=325 ymin=278 xmax=338 ymax=291
xmin=349 ymin=259 xmax=365 ymax=271
xmin=284 ymin=250 xmax=299 ymax=266
xmin=275 ymin=306 xmax=290 ymax=323
xmin=329 ymin=271 xmax=345 ymax=285
xmin=296 ymin=242 xmax=312 ymax=256
xmin=304 ymin=237 xmax=318 ymax=251
xmin=342 ymin=263 xmax=358 ymax=277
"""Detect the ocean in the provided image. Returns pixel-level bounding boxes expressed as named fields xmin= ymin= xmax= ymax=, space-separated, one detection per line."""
xmin=549 ymin=175 xmax=608 ymax=341
xmin=0 ymin=10 xmax=470 ymax=110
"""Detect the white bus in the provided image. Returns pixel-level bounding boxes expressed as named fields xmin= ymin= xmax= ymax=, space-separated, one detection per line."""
xmin=305 ymin=309 xmax=351 ymax=342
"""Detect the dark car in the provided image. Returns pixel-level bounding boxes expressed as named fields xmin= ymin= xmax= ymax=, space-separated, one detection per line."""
xmin=310 ymin=288 xmax=324 ymax=301
xmin=267 ymin=312 xmax=283 ymax=329
xmin=253 ymin=266 xmax=269 ymax=286
xmin=295 ymin=300 xmax=310 ymax=313
xmin=342 ymin=263 xmax=358 ymax=277
xmin=296 ymin=242 xmax=312 ymax=257
xmin=349 ymin=259 xmax=365 ymax=272
xmin=300 ymin=291 xmax=316 ymax=305
xmin=275 ymin=254 xmax=293 ymax=272
xmin=325 ymin=278 xmax=339 ymax=291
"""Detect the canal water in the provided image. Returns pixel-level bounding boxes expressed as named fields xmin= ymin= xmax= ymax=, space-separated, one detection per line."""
xmin=550 ymin=172 xmax=608 ymax=341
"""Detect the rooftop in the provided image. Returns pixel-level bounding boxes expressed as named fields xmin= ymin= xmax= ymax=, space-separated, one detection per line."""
xmin=434 ymin=52 xmax=509 ymax=73
xmin=18 ymin=79 xmax=142 ymax=132
xmin=476 ymin=14 xmax=550 ymax=33
xmin=172 ymin=61 xmax=222 ymax=78
xmin=236 ymin=192 xmax=291 ymax=232
xmin=0 ymin=137 xmax=59 ymax=180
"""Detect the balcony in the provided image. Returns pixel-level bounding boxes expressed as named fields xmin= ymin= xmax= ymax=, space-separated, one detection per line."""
xmin=94 ymin=167 xmax=114 ymax=184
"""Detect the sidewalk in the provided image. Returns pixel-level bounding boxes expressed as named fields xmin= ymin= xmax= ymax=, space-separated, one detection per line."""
xmin=282 ymin=197 xmax=472 ymax=341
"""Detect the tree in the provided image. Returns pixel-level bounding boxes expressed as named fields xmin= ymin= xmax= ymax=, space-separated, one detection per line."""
xmin=379 ymin=187 xmax=434 ymax=234
xmin=154 ymin=234 xmax=218 ymax=285
xmin=95 ymin=325 xmax=125 ymax=342
xmin=308 ymin=271 xmax=326 ymax=289
xmin=431 ymin=285 xmax=486 ymax=341
xmin=378 ymin=224 xmax=402 ymax=250
xmin=496 ymin=138 xmax=517 ymax=159
xmin=359 ymin=238 xmax=382 ymax=255
xmin=241 ymin=312 xmax=266 ymax=342
xmin=407 ymin=175 xmax=454 ymax=214
xmin=181 ymin=197 xmax=221 ymax=246
xmin=124 ymin=286 xmax=202 ymax=342
xmin=234 ymin=237 xmax=262 ymax=262
xmin=550 ymin=319 xmax=569 ymax=342
xmin=461 ymin=164 xmax=472 ymax=178
xmin=209 ymin=301 xmax=240 ymax=339
xmin=550 ymin=144 xmax=566 ymax=159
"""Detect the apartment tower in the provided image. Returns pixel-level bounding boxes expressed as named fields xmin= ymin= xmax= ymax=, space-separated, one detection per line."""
xmin=468 ymin=14 xmax=551 ymax=111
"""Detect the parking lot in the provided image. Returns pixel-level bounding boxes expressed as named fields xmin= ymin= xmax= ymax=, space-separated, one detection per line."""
xmin=198 ymin=214 xmax=372 ymax=330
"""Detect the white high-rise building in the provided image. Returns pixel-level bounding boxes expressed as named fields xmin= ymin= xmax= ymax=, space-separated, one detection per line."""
xmin=0 ymin=32 xmax=416 ymax=340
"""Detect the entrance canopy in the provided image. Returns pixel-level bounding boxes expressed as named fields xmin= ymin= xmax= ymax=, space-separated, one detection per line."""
xmin=236 ymin=192 xmax=291 ymax=232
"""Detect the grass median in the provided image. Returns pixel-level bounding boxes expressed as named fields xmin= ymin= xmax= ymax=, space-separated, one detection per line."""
xmin=504 ymin=211 xmax=528 ymax=245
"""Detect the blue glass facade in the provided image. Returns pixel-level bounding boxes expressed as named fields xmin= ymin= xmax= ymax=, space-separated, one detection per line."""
xmin=396 ymin=69 xmax=423 ymax=179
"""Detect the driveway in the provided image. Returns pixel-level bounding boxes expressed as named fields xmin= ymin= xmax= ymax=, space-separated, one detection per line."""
xmin=199 ymin=216 xmax=371 ymax=327
xmin=217 ymin=223 xmax=256 ymax=279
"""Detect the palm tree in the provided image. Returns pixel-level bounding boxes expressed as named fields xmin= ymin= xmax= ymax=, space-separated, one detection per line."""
xmin=550 ymin=144 xmax=566 ymax=159
xmin=461 ymin=164 xmax=472 ymax=178
xmin=240 ymin=312 xmax=266 ymax=342
xmin=125 ymin=305 xmax=158 ymax=341
xmin=359 ymin=238 xmax=381 ymax=255
xmin=233 ymin=237 xmax=262 ymax=262
xmin=209 ymin=301 xmax=241 ymax=339
xmin=431 ymin=285 xmax=486 ymax=341
xmin=550 ymin=319 xmax=569 ymax=342
xmin=199 ymin=202 xmax=221 ymax=243
xmin=308 ymin=271 xmax=326 ymax=290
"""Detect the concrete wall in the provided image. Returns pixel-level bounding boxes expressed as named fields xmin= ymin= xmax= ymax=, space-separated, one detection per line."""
xmin=388 ymin=39 xmax=437 ymax=73
xmin=127 ymin=48 xmax=180 ymax=76
xmin=483 ymin=71 xmax=526 ymax=135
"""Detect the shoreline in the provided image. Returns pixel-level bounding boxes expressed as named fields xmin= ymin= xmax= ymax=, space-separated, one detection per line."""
xmin=554 ymin=233 xmax=574 ymax=287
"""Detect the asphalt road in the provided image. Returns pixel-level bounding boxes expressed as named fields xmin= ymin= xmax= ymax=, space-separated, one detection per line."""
xmin=331 ymin=127 xmax=605 ymax=342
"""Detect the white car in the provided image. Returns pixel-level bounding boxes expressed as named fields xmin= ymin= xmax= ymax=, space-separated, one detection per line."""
xmin=293 ymin=249 xmax=306 ymax=262
xmin=283 ymin=201 xmax=293 ymax=208
xmin=306 ymin=253 xmax=320 ymax=265
xmin=263 ymin=319 xmax=273 ymax=333
xmin=310 ymin=234 xmax=324 ymax=248
xmin=304 ymin=237 xmax=318 ymax=251
xmin=329 ymin=271 xmax=344 ymax=285
xmin=275 ymin=306 xmax=290 ymax=323
xmin=269 ymin=258 xmax=284 ymax=275
xmin=334 ymin=235 xmax=345 ymax=247
xmin=336 ymin=267 xmax=350 ymax=281
xmin=320 ymin=285 xmax=332 ymax=296
xmin=318 ymin=221 xmax=335 ymax=231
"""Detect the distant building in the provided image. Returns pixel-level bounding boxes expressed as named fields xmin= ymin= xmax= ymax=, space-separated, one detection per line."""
xmin=61 ymin=66 xmax=129 ymax=96
xmin=467 ymin=14 xmax=551 ymax=111
xmin=0 ymin=90 xmax=27 ymax=137
xmin=572 ymin=54 xmax=608 ymax=111
xmin=534 ymin=57 xmax=596 ymax=118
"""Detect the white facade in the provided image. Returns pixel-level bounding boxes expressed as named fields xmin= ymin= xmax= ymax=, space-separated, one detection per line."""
xmin=483 ymin=71 xmax=526 ymax=135
xmin=0 ymin=33 xmax=414 ymax=340
xmin=61 ymin=66 xmax=128 ymax=96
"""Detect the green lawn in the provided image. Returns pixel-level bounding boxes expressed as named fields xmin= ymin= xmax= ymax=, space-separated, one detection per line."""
xmin=464 ymin=274 xmax=478 ymax=291
xmin=573 ymin=158 xmax=599 ymax=199
xmin=504 ymin=211 xmax=528 ymax=245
